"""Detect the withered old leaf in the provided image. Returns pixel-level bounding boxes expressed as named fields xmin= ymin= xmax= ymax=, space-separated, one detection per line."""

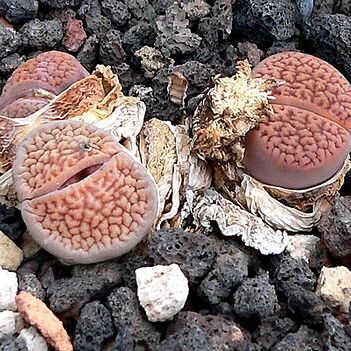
xmin=167 ymin=71 xmax=188 ymax=107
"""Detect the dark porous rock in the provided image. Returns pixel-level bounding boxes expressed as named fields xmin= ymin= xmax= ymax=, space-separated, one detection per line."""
xmin=2 ymin=0 xmax=38 ymax=23
xmin=270 ymin=253 xmax=316 ymax=298
xmin=39 ymin=0 xmax=80 ymax=9
xmin=101 ymin=0 xmax=131 ymax=27
xmin=47 ymin=276 xmax=116 ymax=313
xmin=234 ymin=0 xmax=297 ymax=44
xmin=20 ymin=18 xmax=63 ymax=50
xmin=112 ymin=62 xmax=145 ymax=92
xmin=72 ymin=260 xmax=122 ymax=285
xmin=157 ymin=325 xmax=213 ymax=351
xmin=0 ymin=204 xmax=26 ymax=241
xmin=120 ymin=253 xmax=153 ymax=291
xmin=77 ymin=0 xmax=102 ymax=19
xmin=107 ymin=287 xmax=160 ymax=350
xmin=0 ymin=53 xmax=25 ymax=75
xmin=236 ymin=42 xmax=264 ymax=67
xmin=317 ymin=196 xmax=351 ymax=261
xmin=287 ymin=287 xmax=326 ymax=327
xmin=212 ymin=0 xmax=233 ymax=40
xmin=252 ymin=317 xmax=296 ymax=350
xmin=198 ymin=252 xmax=249 ymax=305
xmin=198 ymin=17 xmax=220 ymax=50
xmin=181 ymin=0 xmax=210 ymax=21
xmin=125 ymin=0 xmax=155 ymax=20
xmin=123 ymin=22 xmax=156 ymax=53
xmin=149 ymin=228 xmax=216 ymax=285
xmin=303 ymin=15 xmax=351 ymax=80
xmin=85 ymin=13 xmax=111 ymax=39
xmin=77 ymin=34 xmax=99 ymax=71
xmin=74 ymin=301 xmax=115 ymax=351
xmin=18 ymin=272 xmax=46 ymax=301
xmin=313 ymin=0 xmax=334 ymax=15
xmin=233 ymin=273 xmax=280 ymax=324
xmin=155 ymin=3 xmax=202 ymax=56
xmin=266 ymin=40 xmax=299 ymax=56
xmin=99 ymin=29 xmax=126 ymax=66
xmin=0 ymin=334 xmax=27 ymax=351
xmin=322 ymin=314 xmax=351 ymax=350
xmin=167 ymin=311 xmax=248 ymax=351
xmin=0 ymin=23 xmax=21 ymax=60
xmin=46 ymin=7 xmax=75 ymax=23
xmin=272 ymin=325 xmax=323 ymax=351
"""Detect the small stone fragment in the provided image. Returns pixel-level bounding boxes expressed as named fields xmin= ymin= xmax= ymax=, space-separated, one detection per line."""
xmin=136 ymin=264 xmax=189 ymax=322
xmin=85 ymin=13 xmax=111 ymax=39
xmin=107 ymin=287 xmax=160 ymax=350
xmin=0 ymin=53 xmax=25 ymax=76
xmin=0 ymin=204 xmax=26 ymax=242
xmin=233 ymin=273 xmax=280 ymax=322
xmin=0 ymin=311 xmax=25 ymax=336
xmin=317 ymin=196 xmax=351 ymax=261
xmin=0 ymin=333 xmax=27 ymax=351
xmin=0 ymin=230 xmax=23 ymax=271
xmin=286 ymin=234 xmax=321 ymax=263
xmin=16 ymin=291 xmax=73 ymax=351
xmin=101 ymin=0 xmax=131 ymax=27
xmin=99 ymin=29 xmax=126 ymax=66
xmin=18 ymin=272 xmax=45 ymax=301
xmin=19 ymin=18 xmax=63 ymax=50
xmin=316 ymin=266 xmax=351 ymax=313
xmin=74 ymin=301 xmax=114 ymax=351
xmin=63 ymin=19 xmax=87 ymax=52
xmin=18 ymin=231 xmax=41 ymax=259
xmin=3 ymin=0 xmax=38 ymax=24
xmin=322 ymin=313 xmax=351 ymax=350
xmin=135 ymin=46 xmax=166 ymax=78
xmin=149 ymin=228 xmax=216 ymax=285
xmin=0 ymin=267 xmax=17 ymax=311
xmin=0 ymin=22 xmax=21 ymax=59
xmin=77 ymin=34 xmax=99 ymax=71
xmin=17 ymin=327 xmax=48 ymax=351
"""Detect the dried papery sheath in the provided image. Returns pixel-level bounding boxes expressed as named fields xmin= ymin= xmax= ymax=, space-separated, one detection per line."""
xmin=167 ymin=71 xmax=188 ymax=107
xmin=191 ymin=60 xmax=278 ymax=165
xmin=188 ymin=188 xmax=287 ymax=255
xmin=235 ymin=158 xmax=351 ymax=232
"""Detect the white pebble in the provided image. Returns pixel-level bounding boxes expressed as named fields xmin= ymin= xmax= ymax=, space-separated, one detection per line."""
xmin=286 ymin=234 xmax=320 ymax=262
xmin=17 ymin=327 xmax=48 ymax=351
xmin=136 ymin=264 xmax=189 ymax=322
xmin=0 ymin=311 xmax=26 ymax=336
xmin=0 ymin=267 xmax=18 ymax=311
xmin=316 ymin=266 xmax=351 ymax=313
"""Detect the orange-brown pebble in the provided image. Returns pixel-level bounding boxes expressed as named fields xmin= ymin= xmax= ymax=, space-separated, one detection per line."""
xmin=16 ymin=291 xmax=73 ymax=351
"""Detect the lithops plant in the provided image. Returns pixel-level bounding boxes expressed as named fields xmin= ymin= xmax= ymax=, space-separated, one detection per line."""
xmin=12 ymin=120 xmax=158 ymax=264
xmin=191 ymin=53 xmax=351 ymax=234
xmin=0 ymin=50 xmax=89 ymax=116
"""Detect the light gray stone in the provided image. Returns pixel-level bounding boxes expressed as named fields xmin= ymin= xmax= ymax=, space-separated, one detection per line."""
xmin=0 ymin=267 xmax=18 ymax=311
xmin=17 ymin=327 xmax=48 ymax=351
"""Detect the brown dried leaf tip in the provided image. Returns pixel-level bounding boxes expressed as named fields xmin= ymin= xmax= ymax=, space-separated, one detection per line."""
xmin=192 ymin=60 xmax=278 ymax=164
xmin=13 ymin=120 xmax=158 ymax=264
xmin=243 ymin=52 xmax=351 ymax=189
xmin=16 ymin=291 xmax=73 ymax=351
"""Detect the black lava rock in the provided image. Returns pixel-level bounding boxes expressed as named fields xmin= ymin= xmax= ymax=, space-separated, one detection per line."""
xmin=252 ymin=317 xmax=296 ymax=350
xmin=167 ymin=311 xmax=249 ymax=351
xmin=1 ymin=0 xmax=38 ymax=23
xmin=303 ymin=15 xmax=351 ymax=80
xmin=317 ymin=196 xmax=351 ymax=261
xmin=47 ymin=276 xmax=115 ymax=313
xmin=122 ymin=22 xmax=156 ymax=53
xmin=149 ymin=228 xmax=216 ymax=285
xmin=233 ymin=273 xmax=280 ymax=324
xmin=99 ymin=29 xmax=126 ymax=66
xmin=270 ymin=253 xmax=316 ymax=298
xmin=0 ymin=204 xmax=26 ymax=241
xmin=322 ymin=314 xmax=351 ymax=350
xmin=39 ymin=0 xmax=80 ymax=9
xmin=212 ymin=0 xmax=233 ymax=40
xmin=125 ymin=0 xmax=155 ymax=20
xmin=74 ymin=301 xmax=115 ymax=351
xmin=272 ymin=325 xmax=323 ymax=350
xmin=19 ymin=18 xmax=63 ymax=50
xmin=72 ymin=260 xmax=122 ymax=285
xmin=0 ymin=53 xmax=25 ymax=75
xmin=0 ymin=23 xmax=21 ymax=60
xmin=287 ymin=287 xmax=326 ymax=327
xmin=85 ymin=13 xmax=112 ymax=39
xmin=77 ymin=0 xmax=102 ymax=19
xmin=157 ymin=325 xmax=213 ymax=351
xmin=101 ymin=0 xmax=131 ymax=27
xmin=77 ymin=34 xmax=99 ymax=71
xmin=234 ymin=0 xmax=297 ymax=44
xmin=107 ymin=287 xmax=160 ymax=350
xmin=198 ymin=252 xmax=249 ymax=305
xmin=18 ymin=272 xmax=46 ymax=301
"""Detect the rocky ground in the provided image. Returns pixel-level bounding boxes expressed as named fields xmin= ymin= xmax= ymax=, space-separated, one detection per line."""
xmin=0 ymin=0 xmax=351 ymax=350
